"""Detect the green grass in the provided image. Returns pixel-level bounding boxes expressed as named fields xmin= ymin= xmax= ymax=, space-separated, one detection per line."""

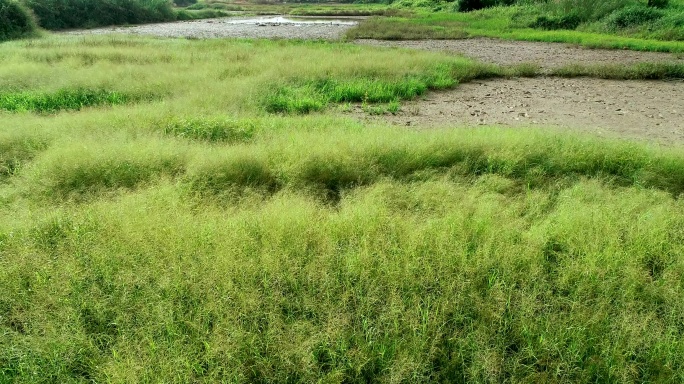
xmin=0 ymin=88 xmax=156 ymax=113
xmin=2 ymin=35 xmax=684 ymax=382
xmin=550 ymin=61 xmax=684 ymax=79
xmin=346 ymin=6 xmax=684 ymax=52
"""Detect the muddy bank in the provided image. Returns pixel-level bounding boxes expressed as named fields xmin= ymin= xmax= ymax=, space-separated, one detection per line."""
xmin=63 ymin=16 xmax=361 ymax=40
xmin=345 ymin=77 xmax=684 ymax=144
xmin=355 ymin=39 xmax=684 ymax=72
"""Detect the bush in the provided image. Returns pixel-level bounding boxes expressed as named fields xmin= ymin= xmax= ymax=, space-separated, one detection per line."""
xmin=457 ymin=0 xmax=513 ymax=12
xmin=605 ymin=5 xmax=664 ymax=29
xmin=542 ymin=0 xmax=633 ymax=22
xmin=530 ymin=14 xmax=582 ymax=30
xmin=173 ymin=0 xmax=196 ymax=6
xmin=23 ymin=0 xmax=176 ymax=30
xmin=647 ymin=0 xmax=668 ymax=8
xmin=0 ymin=0 xmax=37 ymax=42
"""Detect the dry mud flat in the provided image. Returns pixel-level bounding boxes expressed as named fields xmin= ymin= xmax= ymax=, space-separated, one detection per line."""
xmin=355 ymin=38 xmax=684 ymax=72
xmin=353 ymin=39 xmax=684 ymax=144
xmin=63 ymin=16 xmax=358 ymax=40
xmin=349 ymin=77 xmax=684 ymax=144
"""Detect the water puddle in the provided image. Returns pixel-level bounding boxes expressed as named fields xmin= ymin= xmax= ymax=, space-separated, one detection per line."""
xmin=221 ymin=16 xmax=360 ymax=26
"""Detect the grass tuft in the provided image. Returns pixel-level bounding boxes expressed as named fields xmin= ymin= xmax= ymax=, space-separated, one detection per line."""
xmin=161 ymin=116 xmax=256 ymax=143
xmin=0 ymin=88 xmax=156 ymax=113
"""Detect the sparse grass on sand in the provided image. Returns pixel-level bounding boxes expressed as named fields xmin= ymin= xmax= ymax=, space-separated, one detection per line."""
xmin=2 ymin=35 xmax=684 ymax=382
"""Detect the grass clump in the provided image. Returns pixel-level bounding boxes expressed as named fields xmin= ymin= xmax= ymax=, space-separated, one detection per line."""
xmin=0 ymin=0 xmax=38 ymax=42
xmin=161 ymin=116 xmax=256 ymax=143
xmin=23 ymin=140 xmax=186 ymax=199
xmin=264 ymin=60 xmax=501 ymax=114
xmin=264 ymin=85 xmax=327 ymax=114
xmin=0 ymin=132 xmax=49 ymax=179
xmin=185 ymin=149 xmax=279 ymax=199
xmin=0 ymin=88 xmax=155 ymax=113
xmin=530 ymin=14 xmax=582 ymax=30
xmin=605 ymin=4 xmax=665 ymax=29
xmin=551 ymin=62 xmax=684 ymax=79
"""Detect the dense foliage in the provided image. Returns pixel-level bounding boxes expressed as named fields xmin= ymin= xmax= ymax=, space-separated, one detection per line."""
xmin=0 ymin=0 xmax=36 ymax=41
xmin=22 ymin=0 xmax=175 ymax=30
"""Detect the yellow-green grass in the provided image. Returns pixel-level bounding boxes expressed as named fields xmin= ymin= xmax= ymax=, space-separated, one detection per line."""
xmin=2 ymin=35 xmax=684 ymax=382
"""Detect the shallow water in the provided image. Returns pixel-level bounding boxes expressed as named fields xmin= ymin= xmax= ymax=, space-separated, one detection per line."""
xmin=221 ymin=16 xmax=360 ymax=26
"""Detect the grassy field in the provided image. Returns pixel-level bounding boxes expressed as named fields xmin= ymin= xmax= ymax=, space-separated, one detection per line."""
xmin=345 ymin=4 xmax=684 ymax=52
xmin=2 ymin=35 xmax=684 ymax=382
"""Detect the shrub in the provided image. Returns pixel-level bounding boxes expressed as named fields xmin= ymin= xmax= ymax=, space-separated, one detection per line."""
xmin=0 ymin=0 xmax=37 ymax=42
xmin=23 ymin=0 xmax=175 ymax=30
xmin=647 ymin=0 xmax=668 ymax=8
xmin=457 ymin=0 xmax=514 ymax=12
xmin=530 ymin=14 xmax=582 ymax=30
xmin=542 ymin=0 xmax=634 ymax=22
xmin=605 ymin=5 xmax=664 ymax=29
xmin=173 ymin=0 xmax=196 ymax=6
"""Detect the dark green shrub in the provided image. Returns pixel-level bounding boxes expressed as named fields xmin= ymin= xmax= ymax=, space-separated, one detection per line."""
xmin=647 ymin=0 xmax=668 ymax=8
xmin=457 ymin=0 xmax=513 ymax=12
xmin=173 ymin=0 xmax=196 ymax=6
xmin=0 ymin=0 xmax=37 ymax=42
xmin=23 ymin=0 xmax=175 ymax=30
xmin=605 ymin=5 xmax=664 ymax=29
xmin=543 ymin=0 xmax=634 ymax=23
xmin=530 ymin=14 xmax=582 ymax=30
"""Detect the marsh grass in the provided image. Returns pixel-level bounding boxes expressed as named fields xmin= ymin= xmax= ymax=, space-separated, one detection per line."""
xmin=3 ymin=35 xmax=684 ymax=383
xmin=161 ymin=116 xmax=256 ymax=143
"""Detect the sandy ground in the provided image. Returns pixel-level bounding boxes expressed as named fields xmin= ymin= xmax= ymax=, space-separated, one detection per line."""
xmin=346 ymin=77 xmax=684 ymax=144
xmin=355 ymin=38 xmax=684 ymax=72
xmin=64 ymin=20 xmax=684 ymax=143
xmin=350 ymin=39 xmax=684 ymax=144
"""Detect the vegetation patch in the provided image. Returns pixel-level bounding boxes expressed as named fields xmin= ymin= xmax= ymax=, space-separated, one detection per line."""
xmin=530 ymin=14 xmax=582 ymax=30
xmin=185 ymin=150 xmax=280 ymax=199
xmin=263 ymin=60 xmax=512 ymax=114
xmin=0 ymin=0 xmax=38 ymax=42
xmin=0 ymin=88 xmax=156 ymax=113
xmin=0 ymin=133 xmax=49 ymax=179
xmin=551 ymin=61 xmax=684 ymax=79
xmin=161 ymin=116 xmax=256 ymax=143
xmin=605 ymin=4 xmax=665 ymax=29
xmin=345 ymin=4 xmax=684 ymax=52
xmin=3 ymin=35 xmax=684 ymax=383
xmin=23 ymin=0 xmax=175 ymax=30
xmin=24 ymin=140 xmax=187 ymax=199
